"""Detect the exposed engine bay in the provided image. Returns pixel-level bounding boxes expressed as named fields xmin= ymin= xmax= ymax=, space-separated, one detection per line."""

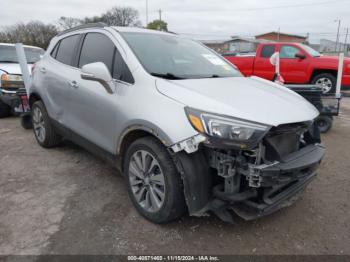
xmin=173 ymin=121 xmax=325 ymax=222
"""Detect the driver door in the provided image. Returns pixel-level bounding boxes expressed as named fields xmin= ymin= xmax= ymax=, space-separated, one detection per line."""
xmin=279 ymin=45 xmax=309 ymax=83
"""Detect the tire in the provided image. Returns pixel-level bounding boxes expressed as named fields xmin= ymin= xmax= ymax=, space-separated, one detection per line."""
xmin=20 ymin=114 xmax=33 ymax=129
xmin=315 ymin=115 xmax=333 ymax=133
xmin=124 ymin=136 xmax=187 ymax=223
xmin=311 ymin=73 xmax=336 ymax=94
xmin=31 ymin=100 xmax=61 ymax=148
xmin=0 ymin=99 xmax=11 ymax=118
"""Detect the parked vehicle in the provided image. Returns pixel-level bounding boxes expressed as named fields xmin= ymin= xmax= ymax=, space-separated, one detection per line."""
xmin=28 ymin=24 xmax=325 ymax=223
xmin=0 ymin=43 xmax=44 ymax=118
xmin=224 ymin=42 xmax=350 ymax=94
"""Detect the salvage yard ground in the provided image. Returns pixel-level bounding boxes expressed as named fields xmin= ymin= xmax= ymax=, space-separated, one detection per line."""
xmin=1 ymin=98 xmax=350 ymax=255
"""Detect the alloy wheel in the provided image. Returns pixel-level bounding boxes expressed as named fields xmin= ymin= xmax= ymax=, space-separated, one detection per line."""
xmin=128 ymin=150 xmax=166 ymax=213
xmin=315 ymin=77 xmax=333 ymax=93
xmin=32 ymin=107 xmax=46 ymax=143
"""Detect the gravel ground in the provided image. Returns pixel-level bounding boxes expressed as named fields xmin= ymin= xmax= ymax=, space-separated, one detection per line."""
xmin=0 ymin=98 xmax=350 ymax=255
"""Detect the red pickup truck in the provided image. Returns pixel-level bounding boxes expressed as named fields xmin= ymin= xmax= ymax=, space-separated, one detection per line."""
xmin=224 ymin=42 xmax=350 ymax=93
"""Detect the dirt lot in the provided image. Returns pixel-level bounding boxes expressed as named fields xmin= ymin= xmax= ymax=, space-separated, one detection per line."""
xmin=1 ymin=98 xmax=350 ymax=256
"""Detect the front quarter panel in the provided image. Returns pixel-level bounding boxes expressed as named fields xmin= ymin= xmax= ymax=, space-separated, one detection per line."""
xmin=115 ymin=76 xmax=198 ymax=154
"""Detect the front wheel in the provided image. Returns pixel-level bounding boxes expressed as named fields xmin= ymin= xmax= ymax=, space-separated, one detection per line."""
xmin=124 ymin=137 xmax=187 ymax=223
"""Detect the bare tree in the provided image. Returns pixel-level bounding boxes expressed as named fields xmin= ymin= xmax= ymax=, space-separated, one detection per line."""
xmin=101 ymin=7 xmax=141 ymax=27
xmin=57 ymin=16 xmax=82 ymax=30
xmin=0 ymin=21 xmax=58 ymax=49
xmin=81 ymin=16 xmax=105 ymax=25
xmin=0 ymin=6 xmax=142 ymax=49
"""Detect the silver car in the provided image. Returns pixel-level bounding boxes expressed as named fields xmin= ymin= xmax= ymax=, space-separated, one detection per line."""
xmin=29 ymin=23 xmax=325 ymax=223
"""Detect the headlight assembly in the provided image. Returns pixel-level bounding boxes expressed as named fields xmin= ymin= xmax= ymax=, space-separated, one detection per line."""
xmin=1 ymin=74 xmax=24 ymax=89
xmin=185 ymin=107 xmax=270 ymax=149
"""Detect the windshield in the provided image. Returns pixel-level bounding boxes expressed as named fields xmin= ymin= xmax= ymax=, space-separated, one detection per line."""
xmin=0 ymin=45 xmax=44 ymax=63
xmin=299 ymin=44 xmax=321 ymax=57
xmin=122 ymin=32 xmax=242 ymax=79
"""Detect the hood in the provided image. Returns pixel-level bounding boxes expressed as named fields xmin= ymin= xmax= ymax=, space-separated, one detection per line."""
xmin=313 ymin=55 xmax=350 ymax=68
xmin=0 ymin=63 xmax=33 ymax=75
xmin=156 ymin=76 xmax=319 ymax=127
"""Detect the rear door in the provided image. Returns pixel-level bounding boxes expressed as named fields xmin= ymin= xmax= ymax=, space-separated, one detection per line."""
xmin=252 ymin=44 xmax=276 ymax=80
xmin=40 ymin=34 xmax=81 ymax=124
xmin=279 ymin=44 xmax=309 ymax=83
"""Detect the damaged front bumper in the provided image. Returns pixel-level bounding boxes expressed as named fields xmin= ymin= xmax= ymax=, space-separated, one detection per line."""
xmin=210 ymin=144 xmax=324 ymax=221
xmin=173 ymin=136 xmax=325 ymax=222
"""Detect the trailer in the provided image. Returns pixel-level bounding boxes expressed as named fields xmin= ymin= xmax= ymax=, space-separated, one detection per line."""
xmin=286 ymin=85 xmax=340 ymax=133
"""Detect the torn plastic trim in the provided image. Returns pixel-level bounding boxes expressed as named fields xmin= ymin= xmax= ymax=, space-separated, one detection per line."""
xmin=171 ymin=149 xmax=212 ymax=217
xmin=170 ymin=134 xmax=206 ymax=154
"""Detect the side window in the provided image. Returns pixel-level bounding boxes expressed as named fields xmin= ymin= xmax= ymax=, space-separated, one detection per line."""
xmin=79 ymin=33 xmax=115 ymax=72
xmin=280 ymin=46 xmax=300 ymax=59
xmin=113 ymin=49 xmax=135 ymax=84
xmin=50 ymin=42 xmax=60 ymax=58
xmin=260 ymin=45 xmax=275 ymax=58
xmin=55 ymin=35 xmax=80 ymax=66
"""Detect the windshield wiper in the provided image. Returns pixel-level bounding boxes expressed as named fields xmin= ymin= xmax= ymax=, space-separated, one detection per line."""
xmin=150 ymin=72 xmax=185 ymax=80
xmin=0 ymin=60 xmax=18 ymax=63
xmin=202 ymin=74 xmax=228 ymax=79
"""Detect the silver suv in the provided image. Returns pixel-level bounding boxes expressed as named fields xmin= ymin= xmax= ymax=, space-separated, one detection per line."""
xmin=29 ymin=23 xmax=325 ymax=223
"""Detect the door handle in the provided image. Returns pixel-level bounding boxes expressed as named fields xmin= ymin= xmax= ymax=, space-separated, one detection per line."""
xmin=69 ymin=80 xmax=79 ymax=88
xmin=40 ymin=67 xmax=46 ymax=73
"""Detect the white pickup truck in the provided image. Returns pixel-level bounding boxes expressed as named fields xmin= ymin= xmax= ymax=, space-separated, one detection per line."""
xmin=0 ymin=43 xmax=44 ymax=118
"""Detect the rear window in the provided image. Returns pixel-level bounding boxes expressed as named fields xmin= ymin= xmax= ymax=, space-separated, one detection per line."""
xmin=55 ymin=34 xmax=80 ymax=66
xmin=260 ymin=45 xmax=275 ymax=58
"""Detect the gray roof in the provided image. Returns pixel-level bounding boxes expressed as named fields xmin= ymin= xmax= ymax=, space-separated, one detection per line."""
xmin=200 ymin=39 xmax=231 ymax=44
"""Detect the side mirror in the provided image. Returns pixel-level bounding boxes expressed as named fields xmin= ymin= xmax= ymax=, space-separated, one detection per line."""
xmin=81 ymin=62 xmax=114 ymax=94
xmin=295 ymin=52 xmax=306 ymax=59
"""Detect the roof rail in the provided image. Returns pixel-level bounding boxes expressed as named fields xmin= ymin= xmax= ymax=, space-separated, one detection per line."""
xmin=57 ymin=22 xmax=107 ymax=37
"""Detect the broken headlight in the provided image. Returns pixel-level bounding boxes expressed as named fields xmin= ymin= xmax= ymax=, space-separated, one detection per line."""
xmin=185 ymin=107 xmax=270 ymax=149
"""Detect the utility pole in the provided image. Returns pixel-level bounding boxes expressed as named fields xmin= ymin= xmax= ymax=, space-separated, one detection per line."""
xmin=158 ymin=9 xmax=162 ymax=21
xmin=335 ymin=19 xmax=341 ymax=52
xmin=146 ymin=0 xmax=149 ymax=26
xmin=344 ymin=28 xmax=349 ymax=53
xmin=277 ymin=27 xmax=280 ymax=42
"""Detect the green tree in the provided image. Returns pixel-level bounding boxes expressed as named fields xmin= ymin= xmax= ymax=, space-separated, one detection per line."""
xmin=147 ymin=20 xmax=168 ymax=31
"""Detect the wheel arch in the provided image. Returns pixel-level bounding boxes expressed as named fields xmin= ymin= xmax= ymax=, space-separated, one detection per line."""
xmin=29 ymin=92 xmax=42 ymax=108
xmin=117 ymin=123 xmax=174 ymax=169
xmin=118 ymin=125 xmax=213 ymax=217
xmin=310 ymin=69 xmax=337 ymax=83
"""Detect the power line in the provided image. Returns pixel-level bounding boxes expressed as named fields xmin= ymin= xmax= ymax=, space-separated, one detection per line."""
xmin=222 ymin=0 xmax=349 ymax=12
xmin=148 ymin=0 xmax=348 ymax=14
xmin=335 ymin=19 xmax=341 ymax=52
xmin=158 ymin=9 xmax=162 ymax=21
xmin=145 ymin=0 xmax=149 ymax=25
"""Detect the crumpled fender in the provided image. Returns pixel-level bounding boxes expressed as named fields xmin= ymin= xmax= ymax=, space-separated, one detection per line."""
xmin=172 ymin=149 xmax=212 ymax=215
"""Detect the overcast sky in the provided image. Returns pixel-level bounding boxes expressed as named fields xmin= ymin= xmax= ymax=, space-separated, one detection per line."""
xmin=1 ymin=0 xmax=349 ymax=43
